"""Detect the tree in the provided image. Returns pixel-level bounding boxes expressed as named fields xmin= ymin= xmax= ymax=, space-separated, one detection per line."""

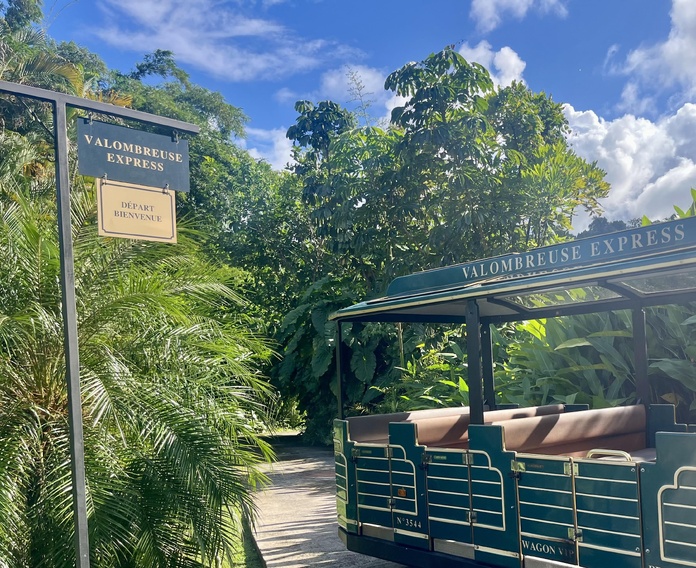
xmin=385 ymin=48 xmax=500 ymax=264
xmin=129 ymin=49 xmax=190 ymax=85
xmin=575 ymin=216 xmax=629 ymax=239
xmin=198 ymin=145 xmax=319 ymax=329
xmin=0 ymin=0 xmax=42 ymax=31
xmin=0 ymin=20 xmax=83 ymax=140
xmin=515 ymin=142 xmax=609 ymax=246
xmin=281 ymin=49 xmax=613 ymax=437
xmin=484 ymin=82 xmax=608 ymax=249
xmin=286 ymin=99 xmax=356 ymax=206
xmin=0 ymin=152 xmax=275 ymax=567
xmin=0 ymin=13 xmax=281 ymax=559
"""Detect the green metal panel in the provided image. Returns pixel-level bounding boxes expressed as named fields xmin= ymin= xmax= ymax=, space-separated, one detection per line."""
xmin=389 ymin=422 xmax=431 ymax=550
xmin=647 ymin=404 xmax=688 ymax=446
xmin=468 ymin=425 xmax=521 ymax=568
xmin=640 ymin=432 xmax=696 ymax=568
xmin=515 ymin=454 xmax=577 ymax=565
xmin=353 ymin=444 xmax=393 ymax=529
xmin=334 ymin=420 xmax=359 ymax=533
xmin=574 ymin=459 xmax=642 ymax=568
xmin=426 ymin=448 xmax=473 ymax=544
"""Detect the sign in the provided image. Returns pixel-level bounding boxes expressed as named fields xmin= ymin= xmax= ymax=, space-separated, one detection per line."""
xmin=387 ymin=216 xmax=696 ymax=297
xmin=97 ymin=179 xmax=177 ymax=243
xmin=78 ymin=118 xmax=190 ymax=192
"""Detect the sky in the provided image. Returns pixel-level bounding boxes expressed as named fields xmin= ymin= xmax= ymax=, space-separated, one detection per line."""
xmin=45 ymin=0 xmax=696 ymax=231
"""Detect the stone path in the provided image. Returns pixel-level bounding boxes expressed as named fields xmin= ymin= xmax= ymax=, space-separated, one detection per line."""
xmin=253 ymin=441 xmax=405 ymax=568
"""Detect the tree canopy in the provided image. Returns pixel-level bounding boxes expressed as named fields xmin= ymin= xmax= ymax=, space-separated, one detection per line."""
xmin=279 ymin=48 xmax=611 ymax=440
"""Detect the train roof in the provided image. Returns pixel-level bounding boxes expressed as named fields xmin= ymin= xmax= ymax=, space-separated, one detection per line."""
xmin=331 ymin=216 xmax=696 ymax=324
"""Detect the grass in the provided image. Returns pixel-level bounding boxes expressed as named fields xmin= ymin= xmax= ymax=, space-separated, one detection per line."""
xmin=229 ymin=536 xmax=265 ymax=568
xmin=226 ymin=521 xmax=265 ymax=568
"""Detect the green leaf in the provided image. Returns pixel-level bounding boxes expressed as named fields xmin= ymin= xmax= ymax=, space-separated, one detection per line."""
xmin=681 ymin=314 xmax=696 ymax=326
xmin=311 ymin=306 xmax=330 ymax=334
xmin=351 ymin=348 xmax=377 ymax=383
xmin=449 ymin=342 xmax=465 ymax=360
xmin=591 ymin=396 xmax=613 ymax=408
xmin=280 ymin=302 xmax=311 ymax=334
xmin=311 ymin=340 xmax=334 ymax=379
xmin=588 ymin=330 xmax=632 ymax=338
xmin=650 ymin=359 xmax=696 ymax=390
xmin=554 ymin=338 xmax=592 ymax=350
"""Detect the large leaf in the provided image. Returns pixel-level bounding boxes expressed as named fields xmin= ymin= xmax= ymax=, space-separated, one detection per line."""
xmin=351 ymin=348 xmax=377 ymax=384
xmin=0 ymin=184 xmax=276 ymax=567
xmin=311 ymin=306 xmax=330 ymax=335
xmin=589 ymin=337 xmax=632 ymax=374
xmin=680 ymin=314 xmax=696 ymax=326
xmin=279 ymin=302 xmax=311 ymax=335
xmin=311 ymin=338 xmax=334 ymax=379
xmin=650 ymin=359 xmax=696 ymax=390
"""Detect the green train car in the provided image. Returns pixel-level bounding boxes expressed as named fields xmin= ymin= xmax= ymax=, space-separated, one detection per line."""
xmin=330 ymin=216 xmax=696 ymax=568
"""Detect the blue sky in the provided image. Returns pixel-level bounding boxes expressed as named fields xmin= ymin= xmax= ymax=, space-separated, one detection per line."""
xmin=46 ymin=0 xmax=696 ymax=230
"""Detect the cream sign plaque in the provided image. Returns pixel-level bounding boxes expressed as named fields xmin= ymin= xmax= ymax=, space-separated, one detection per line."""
xmin=97 ymin=179 xmax=177 ymax=243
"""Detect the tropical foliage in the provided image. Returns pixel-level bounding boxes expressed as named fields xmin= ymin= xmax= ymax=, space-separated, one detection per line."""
xmin=0 ymin=5 xmax=277 ymax=565
xmin=4 ymin=2 xmax=696 ymax=563
xmin=280 ymin=48 xmax=610 ymax=440
xmin=383 ymin=194 xmax=696 ymax=425
xmin=0 ymin=168 xmax=274 ymax=566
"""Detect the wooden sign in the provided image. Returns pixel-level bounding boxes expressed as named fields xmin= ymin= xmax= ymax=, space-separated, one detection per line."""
xmin=97 ymin=179 xmax=177 ymax=243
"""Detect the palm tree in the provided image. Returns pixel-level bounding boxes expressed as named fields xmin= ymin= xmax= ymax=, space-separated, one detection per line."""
xmin=0 ymin=146 xmax=275 ymax=567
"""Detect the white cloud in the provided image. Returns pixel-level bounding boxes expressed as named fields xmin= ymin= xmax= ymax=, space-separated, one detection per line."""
xmin=458 ymin=41 xmax=526 ymax=87
xmin=320 ymin=65 xmax=386 ymax=102
xmin=274 ymin=87 xmax=299 ymax=104
xmin=565 ymin=103 xmax=696 ymax=230
xmin=245 ymin=127 xmax=295 ymax=170
xmin=612 ymin=0 xmax=696 ymax=114
xmin=616 ymin=82 xmax=655 ymax=116
xmin=276 ymin=64 xmax=401 ymax=126
xmin=470 ymin=0 xmax=568 ymax=33
xmin=384 ymin=93 xmax=409 ymax=118
xmin=569 ymin=0 xmax=696 ymax=230
xmin=94 ymin=0 xmax=362 ymax=82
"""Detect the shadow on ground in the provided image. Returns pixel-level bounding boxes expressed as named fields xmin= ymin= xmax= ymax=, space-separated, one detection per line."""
xmin=253 ymin=436 xmax=405 ymax=568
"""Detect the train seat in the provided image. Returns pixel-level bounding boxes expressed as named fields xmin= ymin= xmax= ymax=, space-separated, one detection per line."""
xmin=493 ymin=405 xmax=647 ymax=457
xmin=412 ymin=404 xmax=565 ymax=448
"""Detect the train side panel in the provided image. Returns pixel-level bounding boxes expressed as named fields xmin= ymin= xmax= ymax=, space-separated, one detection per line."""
xmin=335 ymin=413 xmax=696 ymax=568
xmin=640 ymin=432 xmax=696 ymax=568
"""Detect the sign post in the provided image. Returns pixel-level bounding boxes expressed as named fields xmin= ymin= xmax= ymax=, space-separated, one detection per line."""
xmin=0 ymin=80 xmax=199 ymax=568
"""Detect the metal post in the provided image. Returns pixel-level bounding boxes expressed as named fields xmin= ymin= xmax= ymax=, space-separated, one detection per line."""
xmin=53 ymin=100 xmax=91 ymax=567
xmin=0 ymin=80 xmax=199 ymax=568
xmin=633 ymin=308 xmax=650 ymax=404
xmin=481 ymin=324 xmax=496 ymax=409
xmin=466 ymin=300 xmax=484 ymax=424
xmin=336 ymin=322 xmax=344 ymax=420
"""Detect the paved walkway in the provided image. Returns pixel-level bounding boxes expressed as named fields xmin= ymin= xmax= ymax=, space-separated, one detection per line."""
xmin=253 ymin=440 xmax=404 ymax=568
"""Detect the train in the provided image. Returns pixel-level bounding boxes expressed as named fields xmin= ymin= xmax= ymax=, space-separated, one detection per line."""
xmin=330 ymin=216 xmax=696 ymax=567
